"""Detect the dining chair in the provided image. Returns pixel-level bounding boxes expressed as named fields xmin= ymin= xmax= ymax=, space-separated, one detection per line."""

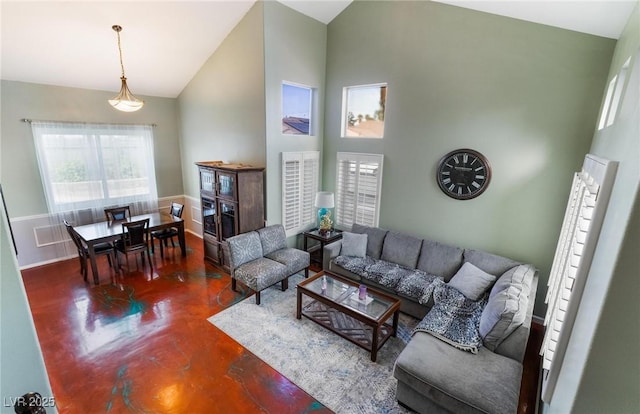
xmin=151 ymin=202 xmax=184 ymax=259
xmin=104 ymin=205 xmax=131 ymax=221
xmin=114 ymin=218 xmax=152 ymax=273
xmin=64 ymin=220 xmax=116 ymax=282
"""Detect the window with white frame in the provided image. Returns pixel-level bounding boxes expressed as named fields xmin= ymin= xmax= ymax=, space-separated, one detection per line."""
xmin=335 ymin=152 xmax=384 ymax=228
xmin=597 ymin=56 xmax=631 ymax=130
xmin=31 ymin=121 xmax=158 ymax=214
xmin=281 ymin=151 xmax=319 ymax=236
xmin=341 ymin=83 xmax=387 ymax=138
xmin=540 ymin=154 xmax=617 ymax=403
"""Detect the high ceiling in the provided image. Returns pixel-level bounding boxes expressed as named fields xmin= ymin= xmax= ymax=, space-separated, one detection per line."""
xmin=1 ymin=1 xmax=636 ymax=98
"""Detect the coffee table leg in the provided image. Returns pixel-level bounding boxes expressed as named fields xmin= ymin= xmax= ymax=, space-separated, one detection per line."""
xmin=392 ymin=309 xmax=399 ymax=337
xmin=296 ymin=290 xmax=302 ymax=319
xmin=371 ymin=325 xmax=379 ymax=362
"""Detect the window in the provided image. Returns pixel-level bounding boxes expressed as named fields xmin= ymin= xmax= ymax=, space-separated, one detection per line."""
xmin=282 ymin=82 xmax=313 ymax=136
xmin=281 ymin=151 xmax=319 ymax=237
xmin=335 ymin=152 xmax=384 ymax=228
xmin=31 ymin=121 xmax=158 ymax=214
xmin=597 ymin=56 xmax=631 ymax=130
xmin=597 ymin=76 xmax=616 ymax=130
xmin=540 ymin=154 xmax=617 ymax=403
xmin=341 ymin=83 xmax=387 ymax=138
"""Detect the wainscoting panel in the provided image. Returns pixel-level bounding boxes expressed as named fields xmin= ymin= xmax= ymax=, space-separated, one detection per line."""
xmin=12 ymin=195 xmax=191 ymax=269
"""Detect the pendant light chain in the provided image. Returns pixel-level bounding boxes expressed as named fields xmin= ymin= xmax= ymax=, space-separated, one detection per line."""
xmin=114 ymin=25 xmax=126 ymax=78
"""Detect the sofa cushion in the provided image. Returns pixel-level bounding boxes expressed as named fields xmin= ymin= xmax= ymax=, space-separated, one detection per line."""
xmin=394 ymin=332 xmax=522 ymax=414
xmin=341 ymin=232 xmax=368 ymax=257
xmin=490 ymin=264 xmax=535 ymax=301
xmin=227 ymin=231 xmax=263 ymax=268
xmin=333 ymin=255 xmax=375 ymax=276
xmin=463 ymin=249 xmax=520 ymax=276
xmin=396 ymin=270 xmax=441 ymax=301
xmin=417 ymin=240 xmax=464 ymax=282
xmin=265 ymin=248 xmax=309 ymax=275
xmin=448 ymin=262 xmax=497 ymax=301
xmin=380 ymin=231 xmax=422 ymax=269
xmin=479 ymin=265 xmax=536 ymax=352
xmin=234 ymin=258 xmax=287 ymax=291
xmin=363 ymin=260 xmax=415 ymax=290
xmin=257 ymin=225 xmax=287 ymax=256
xmin=351 ymin=224 xmax=388 ymax=259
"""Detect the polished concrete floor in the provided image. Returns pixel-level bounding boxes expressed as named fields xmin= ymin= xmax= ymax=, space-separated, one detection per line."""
xmin=21 ymin=232 xmax=541 ymax=413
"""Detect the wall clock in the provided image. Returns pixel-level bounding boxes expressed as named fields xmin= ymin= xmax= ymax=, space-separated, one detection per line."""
xmin=436 ymin=148 xmax=491 ymax=200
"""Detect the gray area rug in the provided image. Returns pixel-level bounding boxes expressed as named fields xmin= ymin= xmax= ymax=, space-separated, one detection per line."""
xmin=208 ymin=273 xmax=417 ymax=413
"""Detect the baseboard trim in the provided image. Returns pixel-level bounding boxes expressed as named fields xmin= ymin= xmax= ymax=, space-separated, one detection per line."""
xmin=19 ymin=254 xmax=77 ymax=270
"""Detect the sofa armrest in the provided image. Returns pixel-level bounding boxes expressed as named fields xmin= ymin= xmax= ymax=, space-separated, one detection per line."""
xmin=323 ymin=240 xmax=342 ymax=271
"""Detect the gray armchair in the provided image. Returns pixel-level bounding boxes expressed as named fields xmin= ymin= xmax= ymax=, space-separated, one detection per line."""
xmin=226 ymin=224 xmax=310 ymax=304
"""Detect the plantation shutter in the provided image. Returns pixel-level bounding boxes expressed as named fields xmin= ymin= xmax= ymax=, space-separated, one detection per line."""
xmin=335 ymin=152 xmax=383 ymax=229
xmin=540 ymin=154 xmax=617 ymax=403
xmin=282 ymin=151 xmax=319 ymax=237
xmin=302 ymin=154 xmax=319 ymax=228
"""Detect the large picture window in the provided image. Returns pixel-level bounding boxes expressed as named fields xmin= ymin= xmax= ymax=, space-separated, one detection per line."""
xmin=335 ymin=152 xmax=384 ymax=228
xmin=281 ymin=151 xmax=319 ymax=237
xmin=31 ymin=121 xmax=158 ymax=214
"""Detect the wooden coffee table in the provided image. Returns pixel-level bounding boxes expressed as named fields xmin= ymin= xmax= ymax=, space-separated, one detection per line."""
xmin=296 ymin=271 xmax=401 ymax=362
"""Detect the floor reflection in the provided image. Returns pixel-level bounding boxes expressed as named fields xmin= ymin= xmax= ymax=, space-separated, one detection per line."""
xmin=21 ymin=233 xmax=330 ymax=414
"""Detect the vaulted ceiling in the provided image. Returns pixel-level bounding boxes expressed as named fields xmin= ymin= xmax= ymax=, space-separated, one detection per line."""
xmin=1 ymin=1 xmax=635 ymax=98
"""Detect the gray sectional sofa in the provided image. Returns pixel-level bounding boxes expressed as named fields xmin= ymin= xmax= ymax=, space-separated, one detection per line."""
xmin=323 ymin=224 xmax=538 ymax=414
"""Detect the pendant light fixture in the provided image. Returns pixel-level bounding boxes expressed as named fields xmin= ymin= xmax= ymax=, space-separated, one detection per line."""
xmin=108 ymin=25 xmax=144 ymax=112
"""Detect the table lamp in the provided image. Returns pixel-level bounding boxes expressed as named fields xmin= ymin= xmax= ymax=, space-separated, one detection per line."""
xmin=314 ymin=191 xmax=334 ymax=235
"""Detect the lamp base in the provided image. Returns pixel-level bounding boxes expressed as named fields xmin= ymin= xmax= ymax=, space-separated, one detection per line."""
xmin=317 ymin=208 xmax=333 ymax=235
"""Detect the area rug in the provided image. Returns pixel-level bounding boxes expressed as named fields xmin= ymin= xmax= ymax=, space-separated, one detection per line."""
xmin=207 ymin=273 xmax=417 ymax=413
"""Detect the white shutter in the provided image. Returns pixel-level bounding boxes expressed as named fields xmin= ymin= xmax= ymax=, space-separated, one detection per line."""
xmin=282 ymin=151 xmax=319 ymax=237
xmin=540 ymin=154 xmax=617 ymax=403
xmin=335 ymin=152 xmax=383 ymax=228
xmin=301 ymin=153 xmax=319 ymax=228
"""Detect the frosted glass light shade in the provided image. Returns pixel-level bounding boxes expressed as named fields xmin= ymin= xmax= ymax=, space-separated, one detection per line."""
xmin=109 ymin=77 xmax=144 ymax=112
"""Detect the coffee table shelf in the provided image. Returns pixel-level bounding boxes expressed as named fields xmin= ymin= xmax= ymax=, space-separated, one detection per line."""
xmin=296 ymin=271 xmax=401 ymax=362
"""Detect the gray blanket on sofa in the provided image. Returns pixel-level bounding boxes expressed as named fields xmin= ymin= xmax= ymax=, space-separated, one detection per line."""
xmin=413 ymin=281 xmax=487 ymax=354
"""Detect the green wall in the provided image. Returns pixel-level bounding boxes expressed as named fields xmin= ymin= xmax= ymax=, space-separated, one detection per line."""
xmin=177 ymin=2 xmax=266 ymax=200
xmin=0 ymin=204 xmax=56 ymax=413
xmin=0 ymin=81 xmax=182 ymax=217
xmin=323 ymin=1 xmax=616 ymax=315
xmin=263 ymin=1 xmax=326 ymax=228
xmin=548 ymin=3 xmax=640 ymax=412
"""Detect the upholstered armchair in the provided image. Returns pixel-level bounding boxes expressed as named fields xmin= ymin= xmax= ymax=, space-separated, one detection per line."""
xmin=226 ymin=224 xmax=309 ymax=305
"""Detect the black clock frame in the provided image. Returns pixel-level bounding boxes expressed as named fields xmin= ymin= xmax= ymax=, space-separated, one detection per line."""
xmin=436 ymin=148 xmax=491 ymax=200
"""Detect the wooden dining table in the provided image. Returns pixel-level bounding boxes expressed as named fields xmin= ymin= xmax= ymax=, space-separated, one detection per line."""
xmin=74 ymin=212 xmax=186 ymax=285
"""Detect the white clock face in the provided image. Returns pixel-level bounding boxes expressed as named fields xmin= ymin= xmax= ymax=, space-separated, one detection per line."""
xmin=437 ymin=149 xmax=491 ymax=200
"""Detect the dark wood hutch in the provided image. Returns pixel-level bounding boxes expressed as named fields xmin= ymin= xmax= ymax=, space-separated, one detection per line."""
xmin=196 ymin=161 xmax=265 ymax=271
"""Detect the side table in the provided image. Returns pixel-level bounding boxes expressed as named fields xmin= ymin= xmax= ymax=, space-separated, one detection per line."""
xmin=303 ymin=229 xmax=343 ymax=267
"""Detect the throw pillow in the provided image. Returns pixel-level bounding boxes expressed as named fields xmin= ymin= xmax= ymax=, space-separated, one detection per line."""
xmin=341 ymin=232 xmax=368 ymax=258
xmin=447 ymin=262 xmax=497 ymax=301
xmin=479 ymin=285 xmax=527 ymax=350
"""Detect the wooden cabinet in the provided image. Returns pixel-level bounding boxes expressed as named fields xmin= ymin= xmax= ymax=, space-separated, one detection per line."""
xmin=196 ymin=161 xmax=265 ymax=271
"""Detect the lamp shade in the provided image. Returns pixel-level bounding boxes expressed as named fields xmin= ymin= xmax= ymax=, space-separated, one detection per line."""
xmin=109 ymin=77 xmax=144 ymax=112
xmin=314 ymin=191 xmax=334 ymax=208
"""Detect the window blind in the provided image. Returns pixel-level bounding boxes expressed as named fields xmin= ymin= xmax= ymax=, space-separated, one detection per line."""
xmin=335 ymin=152 xmax=383 ymax=228
xmin=281 ymin=151 xmax=319 ymax=237
xmin=540 ymin=154 xmax=617 ymax=403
